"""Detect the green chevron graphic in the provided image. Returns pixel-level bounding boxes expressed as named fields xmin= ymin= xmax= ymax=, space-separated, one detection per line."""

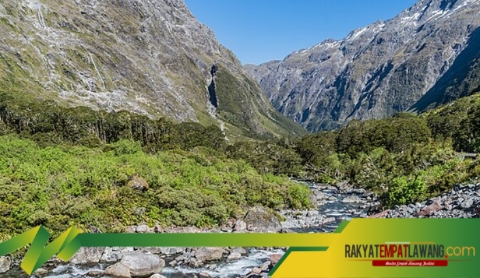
xmin=0 ymin=225 xmax=333 ymax=275
xmin=1 ymin=220 xmax=480 ymax=277
xmin=0 ymin=226 xmax=83 ymax=275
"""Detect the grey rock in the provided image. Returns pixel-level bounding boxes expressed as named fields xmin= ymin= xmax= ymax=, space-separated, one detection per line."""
xmin=51 ymin=265 xmax=69 ymax=273
xmin=175 ymin=255 xmax=187 ymax=261
xmin=70 ymin=247 xmax=105 ymax=265
xmin=126 ymin=226 xmax=137 ymax=233
xmin=168 ymin=260 xmax=178 ymax=267
xmin=233 ymin=220 xmax=247 ymax=232
xmin=269 ymin=254 xmax=282 ymax=266
xmin=169 ymin=260 xmax=177 ymax=267
xmin=120 ymin=252 xmax=165 ymax=277
xmin=87 ymin=269 xmax=103 ymax=277
xmin=323 ymin=217 xmax=336 ymax=224
xmin=187 ymin=257 xmax=203 ymax=267
xmin=417 ymin=202 xmax=443 ymax=217
xmin=158 ymin=247 xmax=184 ymax=255
xmin=149 ymin=275 xmax=167 ymax=278
xmin=231 ymin=247 xmax=248 ymax=255
xmin=104 ymin=262 xmax=131 ymax=278
xmin=342 ymin=195 xmax=363 ymax=203
xmin=206 ymin=264 xmax=217 ymax=270
xmin=226 ymin=252 xmax=242 ymax=261
xmin=137 ymin=247 xmax=162 ymax=254
xmin=244 ymin=207 xmax=282 ymax=232
xmin=136 ymin=225 xmax=149 ymax=233
xmin=0 ymin=256 xmax=11 ymax=274
xmin=261 ymin=261 xmax=271 ymax=270
xmin=198 ymin=272 xmax=211 ymax=278
xmin=461 ymin=198 xmax=474 ymax=209
xmin=33 ymin=267 xmax=50 ymax=277
xmin=195 ymin=248 xmax=224 ymax=262
xmin=368 ymin=210 xmax=390 ymax=218
xmin=101 ymin=247 xmax=135 ymax=263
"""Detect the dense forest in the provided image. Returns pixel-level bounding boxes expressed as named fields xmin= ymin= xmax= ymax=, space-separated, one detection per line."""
xmin=1 ymin=90 xmax=480 ymax=241
xmin=0 ymin=91 xmax=312 ymax=242
xmin=229 ymin=94 xmax=480 ymax=207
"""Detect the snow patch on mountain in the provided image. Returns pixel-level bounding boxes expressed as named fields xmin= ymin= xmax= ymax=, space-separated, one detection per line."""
xmin=400 ymin=12 xmax=421 ymax=25
xmin=347 ymin=27 xmax=368 ymax=41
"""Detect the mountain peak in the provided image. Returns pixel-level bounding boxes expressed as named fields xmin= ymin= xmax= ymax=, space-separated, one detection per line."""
xmin=245 ymin=0 xmax=480 ymax=132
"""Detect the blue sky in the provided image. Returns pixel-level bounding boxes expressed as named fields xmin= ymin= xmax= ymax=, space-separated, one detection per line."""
xmin=184 ymin=0 xmax=418 ymax=65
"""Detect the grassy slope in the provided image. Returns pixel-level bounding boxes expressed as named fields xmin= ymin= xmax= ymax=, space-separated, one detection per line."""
xmin=214 ymin=68 xmax=308 ymax=141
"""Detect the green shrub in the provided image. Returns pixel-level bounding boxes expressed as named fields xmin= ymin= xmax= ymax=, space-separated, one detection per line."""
xmin=287 ymin=184 xmax=312 ymax=209
xmin=110 ymin=139 xmax=142 ymax=155
xmin=383 ymin=177 xmax=427 ymax=207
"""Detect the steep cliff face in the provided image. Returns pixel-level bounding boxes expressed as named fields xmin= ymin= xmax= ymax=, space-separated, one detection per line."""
xmin=0 ymin=0 xmax=306 ymax=140
xmin=411 ymin=26 xmax=480 ymax=112
xmin=246 ymin=0 xmax=480 ymax=132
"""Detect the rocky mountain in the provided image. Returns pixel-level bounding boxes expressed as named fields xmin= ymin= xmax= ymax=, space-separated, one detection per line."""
xmin=245 ymin=0 xmax=480 ymax=132
xmin=0 ymin=0 xmax=306 ymax=140
xmin=411 ymin=26 xmax=480 ymax=112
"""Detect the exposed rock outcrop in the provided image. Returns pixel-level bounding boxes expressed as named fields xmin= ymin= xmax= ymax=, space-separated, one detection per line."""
xmin=0 ymin=0 xmax=306 ymax=139
xmin=246 ymin=0 xmax=480 ymax=132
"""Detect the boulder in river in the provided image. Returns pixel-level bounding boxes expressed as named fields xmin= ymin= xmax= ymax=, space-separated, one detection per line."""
xmin=149 ymin=274 xmax=167 ymax=278
xmin=244 ymin=207 xmax=281 ymax=232
xmin=120 ymin=252 xmax=165 ymax=277
xmin=70 ymin=247 xmax=105 ymax=265
xmin=195 ymin=247 xmax=224 ymax=262
xmin=0 ymin=256 xmax=11 ymax=274
xmin=251 ymin=267 xmax=262 ymax=274
xmin=270 ymin=254 xmax=282 ymax=266
xmin=226 ymin=252 xmax=242 ymax=261
xmin=198 ymin=272 xmax=211 ymax=278
xmin=104 ymin=262 xmax=131 ymax=278
xmin=231 ymin=247 xmax=247 ymax=255
xmin=101 ymin=247 xmax=135 ymax=263
xmin=157 ymin=247 xmax=185 ymax=255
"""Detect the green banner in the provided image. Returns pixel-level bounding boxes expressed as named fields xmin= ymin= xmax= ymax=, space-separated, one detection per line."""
xmin=1 ymin=219 xmax=479 ymax=277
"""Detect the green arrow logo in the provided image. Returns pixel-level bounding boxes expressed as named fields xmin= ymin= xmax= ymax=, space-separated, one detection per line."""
xmin=0 ymin=226 xmax=82 ymax=275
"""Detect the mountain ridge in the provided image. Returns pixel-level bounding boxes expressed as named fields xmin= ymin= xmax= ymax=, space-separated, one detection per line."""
xmin=0 ymin=0 xmax=307 ymax=140
xmin=246 ymin=0 xmax=480 ymax=132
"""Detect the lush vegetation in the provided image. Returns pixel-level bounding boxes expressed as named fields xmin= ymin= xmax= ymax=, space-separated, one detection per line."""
xmin=0 ymin=135 xmax=311 ymax=241
xmin=0 ymin=91 xmax=313 ymax=241
xmin=1 ymin=88 xmax=480 ymax=242
xmin=0 ymin=91 xmax=227 ymax=152
xmin=227 ymin=94 xmax=480 ymax=208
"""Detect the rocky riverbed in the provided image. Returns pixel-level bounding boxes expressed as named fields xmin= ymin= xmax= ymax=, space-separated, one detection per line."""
xmin=374 ymin=183 xmax=480 ymax=219
xmin=1 ymin=181 xmax=479 ymax=278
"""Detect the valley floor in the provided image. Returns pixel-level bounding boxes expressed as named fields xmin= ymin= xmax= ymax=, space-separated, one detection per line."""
xmin=1 ymin=180 xmax=479 ymax=278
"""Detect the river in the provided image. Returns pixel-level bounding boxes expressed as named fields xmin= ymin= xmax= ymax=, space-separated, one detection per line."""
xmin=2 ymin=182 xmax=378 ymax=278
